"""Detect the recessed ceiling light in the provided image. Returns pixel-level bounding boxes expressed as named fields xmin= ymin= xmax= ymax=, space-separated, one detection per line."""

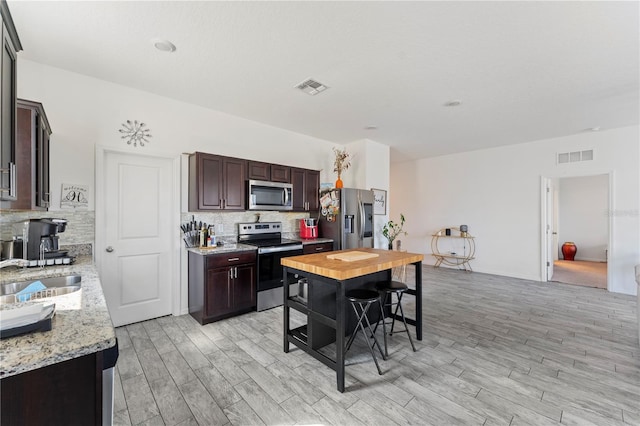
xmin=444 ymin=100 xmax=462 ymax=107
xmin=586 ymin=127 xmax=601 ymax=132
xmin=364 ymin=125 xmax=378 ymax=130
xmin=152 ymin=38 xmax=176 ymax=53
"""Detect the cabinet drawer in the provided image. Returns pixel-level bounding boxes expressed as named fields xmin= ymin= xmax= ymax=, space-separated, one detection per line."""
xmin=303 ymin=242 xmax=333 ymax=254
xmin=206 ymin=251 xmax=256 ymax=269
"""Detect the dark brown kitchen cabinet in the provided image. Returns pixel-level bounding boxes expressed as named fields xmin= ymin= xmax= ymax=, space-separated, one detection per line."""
xmin=247 ymin=161 xmax=291 ymax=183
xmin=1 ymin=351 xmax=103 ymax=425
xmin=292 ymin=167 xmax=320 ymax=212
xmin=271 ymin=164 xmax=290 ymax=183
xmin=189 ymin=152 xmax=246 ymax=211
xmin=1 ymin=99 xmax=51 ymax=210
xmin=189 ymin=250 xmax=257 ymax=324
xmin=247 ymin=161 xmax=270 ymax=181
xmin=0 ymin=2 xmax=21 ymax=202
xmin=303 ymin=241 xmax=334 ymax=254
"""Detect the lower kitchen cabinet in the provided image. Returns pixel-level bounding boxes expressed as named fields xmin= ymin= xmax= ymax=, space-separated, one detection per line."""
xmin=189 ymin=250 xmax=257 ymax=324
xmin=1 ymin=351 xmax=103 ymax=425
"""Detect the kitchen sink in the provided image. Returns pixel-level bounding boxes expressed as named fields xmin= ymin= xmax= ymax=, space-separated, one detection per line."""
xmin=0 ymin=275 xmax=81 ymax=304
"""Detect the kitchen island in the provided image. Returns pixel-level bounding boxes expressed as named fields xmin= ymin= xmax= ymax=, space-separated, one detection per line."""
xmin=0 ymin=256 xmax=117 ymax=424
xmin=281 ymin=248 xmax=423 ymax=392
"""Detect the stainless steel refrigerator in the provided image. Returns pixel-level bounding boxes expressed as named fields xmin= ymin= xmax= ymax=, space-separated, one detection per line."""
xmin=318 ymin=188 xmax=374 ymax=250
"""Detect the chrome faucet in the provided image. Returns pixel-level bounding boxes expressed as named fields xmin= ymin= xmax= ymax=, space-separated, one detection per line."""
xmin=0 ymin=258 xmax=30 ymax=269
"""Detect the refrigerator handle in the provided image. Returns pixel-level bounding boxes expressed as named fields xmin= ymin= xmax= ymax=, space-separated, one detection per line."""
xmin=358 ymin=199 xmax=365 ymax=240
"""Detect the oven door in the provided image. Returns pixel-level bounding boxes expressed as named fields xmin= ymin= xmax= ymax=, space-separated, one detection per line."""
xmin=257 ymin=246 xmax=303 ymax=292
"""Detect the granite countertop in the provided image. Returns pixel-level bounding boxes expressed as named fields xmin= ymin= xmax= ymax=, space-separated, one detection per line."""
xmin=0 ymin=256 xmax=116 ymax=378
xmin=188 ymin=242 xmax=257 ymax=256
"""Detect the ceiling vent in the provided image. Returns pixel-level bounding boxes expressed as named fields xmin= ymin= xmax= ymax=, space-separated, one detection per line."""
xmin=557 ymin=149 xmax=594 ymax=164
xmin=295 ymin=79 xmax=328 ymax=96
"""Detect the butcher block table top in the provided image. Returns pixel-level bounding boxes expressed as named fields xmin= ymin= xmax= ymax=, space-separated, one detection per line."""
xmin=281 ymin=248 xmax=424 ymax=281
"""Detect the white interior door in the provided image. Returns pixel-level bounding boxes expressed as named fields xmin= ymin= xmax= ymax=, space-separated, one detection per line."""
xmin=100 ymin=151 xmax=174 ymax=326
xmin=545 ymin=178 xmax=555 ymax=281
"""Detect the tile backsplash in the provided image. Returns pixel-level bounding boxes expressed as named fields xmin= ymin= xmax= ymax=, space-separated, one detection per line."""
xmin=0 ymin=209 xmax=312 ymax=248
xmin=181 ymin=211 xmax=312 ymax=241
xmin=0 ymin=210 xmax=95 ymax=245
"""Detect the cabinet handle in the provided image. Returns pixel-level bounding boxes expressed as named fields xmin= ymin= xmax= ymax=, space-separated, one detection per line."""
xmin=234 ymin=266 xmax=238 ymax=279
xmin=229 ymin=269 xmax=233 ymax=280
xmin=315 ymin=247 xmax=323 ymax=251
xmin=228 ymin=257 xmax=240 ymax=262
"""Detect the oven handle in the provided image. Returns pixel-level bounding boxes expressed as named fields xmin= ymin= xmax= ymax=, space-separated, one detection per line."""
xmin=258 ymin=245 xmax=303 ymax=254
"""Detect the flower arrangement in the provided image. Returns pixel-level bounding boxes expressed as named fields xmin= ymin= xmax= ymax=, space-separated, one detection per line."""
xmin=382 ymin=214 xmax=407 ymax=249
xmin=333 ymin=147 xmax=351 ymax=179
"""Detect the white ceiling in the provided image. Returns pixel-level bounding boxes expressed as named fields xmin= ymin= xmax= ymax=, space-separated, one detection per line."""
xmin=8 ymin=1 xmax=639 ymax=162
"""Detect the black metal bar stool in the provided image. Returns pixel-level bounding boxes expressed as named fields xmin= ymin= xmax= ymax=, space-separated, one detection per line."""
xmin=374 ymin=280 xmax=417 ymax=356
xmin=344 ymin=289 xmax=387 ymax=375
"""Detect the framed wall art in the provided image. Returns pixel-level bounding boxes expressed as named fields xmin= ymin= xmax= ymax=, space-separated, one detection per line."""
xmin=371 ymin=188 xmax=387 ymax=215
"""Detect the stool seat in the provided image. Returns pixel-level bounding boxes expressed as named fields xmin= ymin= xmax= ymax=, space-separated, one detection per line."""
xmin=346 ymin=289 xmax=380 ymax=303
xmin=376 ymin=280 xmax=408 ymax=292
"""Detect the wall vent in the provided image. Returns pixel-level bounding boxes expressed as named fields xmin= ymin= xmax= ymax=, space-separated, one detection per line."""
xmin=557 ymin=149 xmax=593 ymax=164
xmin=295 ymin=78 xmax=328 ymax=96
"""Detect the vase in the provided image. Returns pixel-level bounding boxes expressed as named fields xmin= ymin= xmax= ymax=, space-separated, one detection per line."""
xmin=335 ymin=176 xmax=343 ymax=189
xmin=561 ymin=242 xmax=577 ymax=261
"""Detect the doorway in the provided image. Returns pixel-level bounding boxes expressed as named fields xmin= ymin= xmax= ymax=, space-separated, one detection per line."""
xmin=541 ymin=174 xmax=610 ymax=290
xmin=96 ymin=147 xmax=180 ymax=326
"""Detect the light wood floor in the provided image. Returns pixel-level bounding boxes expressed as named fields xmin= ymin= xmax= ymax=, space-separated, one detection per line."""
xmin=552 ymin=260 xmax=607 ymax=289
xmin=113 ymin=266 xmax=639 ymax=426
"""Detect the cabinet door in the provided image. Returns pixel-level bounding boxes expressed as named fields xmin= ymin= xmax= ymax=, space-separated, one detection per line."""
xmin=233 ymin=264 xmax=256 ymax=310
xmin=205 ymin=267 xmax=233 ymax=317
xmin=247 ymin=161 xmax=270 ymax=181
xmin=291 ymin=167 xmax=306 ymax=211
xmin=223 ymin=157 xmax=245 ymax=210
xmin=306 ymin=169 xmax=320 ymax=212
xmin=35 ymin=114 xmax=51 ymax=209
xmin=270 ymin=164 xmax=290 ymax=183
xmin=191 ymin=153 xmax=223 ymax=210
xmin=0 ymin=24 xmax=17 ymax=201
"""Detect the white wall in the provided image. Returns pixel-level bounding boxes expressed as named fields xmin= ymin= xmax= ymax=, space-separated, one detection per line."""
xmin=558 ymin=175 xmax=608 ymax=262
xmin=391 ymin=125 xmax=639 ymax=295
xmin=17 ymin=60 xmax=340 ymax=213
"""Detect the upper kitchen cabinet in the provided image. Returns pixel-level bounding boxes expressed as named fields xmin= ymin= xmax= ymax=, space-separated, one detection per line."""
xmin=247 ymin=161 xmax=291 ymax=183
xmin=189 ymin=152 xmax=246 ymax=211
xmin=1 ymin=99 xmax=51 ymax=210
xmin=291 ymin=168 xmax=319 ymax=212
xmin=0 ymin=1 xmax=22 ymax=202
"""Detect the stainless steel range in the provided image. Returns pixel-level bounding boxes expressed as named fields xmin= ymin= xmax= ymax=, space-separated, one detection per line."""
xmin=237 ymin=222 xmax=303 ymax=311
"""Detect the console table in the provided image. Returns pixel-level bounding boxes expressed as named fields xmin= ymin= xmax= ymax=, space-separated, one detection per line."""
xmin=281 ymin=248 xmax=424 ymax=393
xmin=431 ymin=227 xmax=475 ymax=271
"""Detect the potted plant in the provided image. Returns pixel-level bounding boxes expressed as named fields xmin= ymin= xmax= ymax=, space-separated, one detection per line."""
xmin=382 ymin=214 xmax=407 ymax=250
xmin=333 ymin=147 xmax=351 ymax=188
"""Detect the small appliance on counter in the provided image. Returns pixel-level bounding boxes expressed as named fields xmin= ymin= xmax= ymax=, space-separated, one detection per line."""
xmin=299 ymin=218 xmax=318 ymax=239
xmin=12 ymin=218 xmax=74 ymax=266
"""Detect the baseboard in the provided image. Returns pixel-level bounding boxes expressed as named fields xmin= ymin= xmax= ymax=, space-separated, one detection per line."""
xmin=570 ymin=257 xmax=607 ymax=263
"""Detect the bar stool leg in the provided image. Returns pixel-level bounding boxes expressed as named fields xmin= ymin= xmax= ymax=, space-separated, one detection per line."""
xmin=378 ymin=297 xmax=388 ymax=358
xmin=346 ymin=301 xmax=384 ymax=375
xmin=396 ymin=292 xmax=417 ymax=352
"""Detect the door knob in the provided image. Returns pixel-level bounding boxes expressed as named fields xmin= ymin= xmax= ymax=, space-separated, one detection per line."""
xmin=106 ymin=246 xmax=114 ymax=252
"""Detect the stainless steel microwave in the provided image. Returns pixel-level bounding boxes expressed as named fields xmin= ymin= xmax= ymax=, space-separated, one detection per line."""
xmin=247 ymin=180 xmax=293 ymax=211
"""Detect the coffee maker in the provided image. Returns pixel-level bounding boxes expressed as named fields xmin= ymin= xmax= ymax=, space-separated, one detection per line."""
xmin=14 ymin=218 xmax=68 ymax=263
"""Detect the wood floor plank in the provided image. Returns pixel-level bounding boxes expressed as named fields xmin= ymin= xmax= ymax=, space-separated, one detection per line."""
xmin=148 ymin=376 xmax=193 ymax=426
xmin=178 ymin=378 xmax=229 ymax=425
xmin=121 ymin=374 xmax=160 ymax=425
xmin=234 ymin=379 xmax=293 ymax=425
xmin=280 ymin=395 xmax=330 ymax=426
xmin=195 ymin=365 xmax=242 ymax=409
xmin=223 ymin=399 xmax=266 ymax=426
